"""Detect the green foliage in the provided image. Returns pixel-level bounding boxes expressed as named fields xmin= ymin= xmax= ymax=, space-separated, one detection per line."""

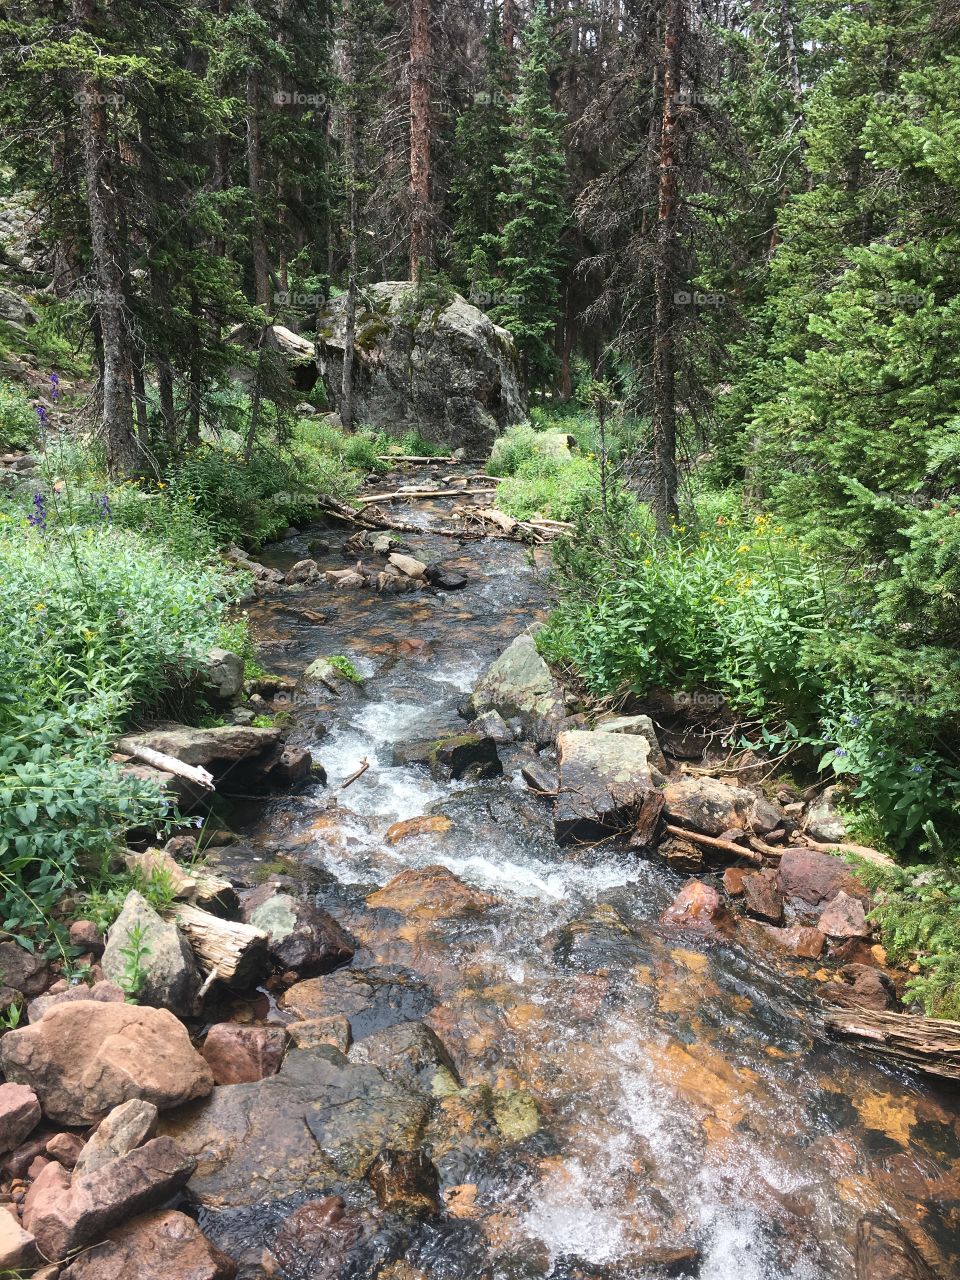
xmin=116 ymin=920 xmax=151 ymax=1001
xmin=328 ymin=655 xmax=362 ymax=684
xmin=0 ymin=381 xmax=39 ymax=452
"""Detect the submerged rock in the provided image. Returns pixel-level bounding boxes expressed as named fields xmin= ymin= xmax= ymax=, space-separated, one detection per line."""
xmin=349 ymin=1021 xmax=460 ymax=1096
xmin=554 ymin=730 xmax=655 ymax=843
xmin=271 ymin=1196 xmax=363 ymax=1280
xmin=855 ymin=1214 xmax=938 ymax=1280
xmin=366 ymin=866 xmax=494 ymax=920
xmin=472 ymin=633 xmax=566 ymax=744
xmin=367 ymin=1149 xmax=441 ymax=1216
xmin=660 ymin=881 xmax=735 ymax=938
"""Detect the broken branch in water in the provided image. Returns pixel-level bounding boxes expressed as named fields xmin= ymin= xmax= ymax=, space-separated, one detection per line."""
xmin=339 ymin=757 xmax=370 ymax=790
xmin=825 ymin=1008 xmax=960 ymax=1082
xmin=358 ymin=485 xmax=496 ymax=505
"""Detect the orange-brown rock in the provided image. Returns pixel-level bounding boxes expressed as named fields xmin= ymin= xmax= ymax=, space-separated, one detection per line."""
xmin=59 ymin=1209 xmax=236 ymax=1280
xmin=201 ymin=1023 xmax=288 ymax=1085
xmin=660 ymin=881 xmax=734 ymax=937
xmin=366 ymin=866 xmax=494 ymax=920
xmin=385 ymin=816 xmax=453 ymax=844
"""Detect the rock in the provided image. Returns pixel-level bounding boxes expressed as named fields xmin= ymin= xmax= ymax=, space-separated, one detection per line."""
xmin=855 ymin=1214 xmax=938 ymax=1280
xmin=472 ymin=634 xmax=565 ymax=744
xmin=272 ymin=1196 xmax=362 ymax=1280
xmin=288 ymin=1016 xmax=352 ymax=1055
xmin=242 ymin=883 xmax=354 ymax=977
xmin=818 ymin=890 xmax=871 ymax=938
xmin=295 ymin=656 xmax=363 ymax=702
xmin=723 ymin=867 xmax=747 ymax=897
xmin=388 ymin=552 xmax=428 ymax=580
xmin=258 ymin=742 xmax=314 ymax=789
xmin=554 ymin=730 xmax=655 ymax=844
xmin=229 ymin=322 xmax=318 ymax=393
xmin=425 ymin=562 xmax=468 ymax=591
xmin=594 ymin=713 xmax=668 ymax=772
xmin=803 ymin=785 xmax=848 ymax=842
xmin=0 ymin=1210 xmax=37 ymax=1271
xmin=59 ymin=1208 xmax=237 ymax=1280
xmin=200 ymin=648 xmax=245 ymax=701
xmin=0 ymin=1001 xmax=214 ymax=1126
xmin=366 ymin=866 xmax=494 ymax=920
xmin=0 ymin=940 xmax=51 ymax=1000
xmin=117 ymin=725 xmax=283 ymax=789
xmin=279 ymin=968 xmax=434 ymax=1042
xmin=308 ymin=536 xmax=332 ymax=556
xmin=552 ymin=902 xmax=645 ymax=973
xmin=777 ymin=848 xmax=868 ymax=908
xmin=521 ymin=759 xmax=558 ymax=796
xmin=201 ymin=1023 xmax=288 ymax=1085
xmin=101 ymin=891 xmax=200 ymax=1016
xmin=385 ymin=815 xmax=453 ymax=845
xmin=315 ymin=281 xmax=525 ymax=453
xmin=68 ymin=920 xmax=104 ymax=955
xmin=662 ymin=777 xmax=782 ymax=838
xmin=659 ymin=835 xmax=704 ymax=872
xmin=469 ymin=709 xmax=513 ymax=743
xmin=285 ymin=558 xmax=321 ymax=585
xmin=761 ymin=924 xmax=825 ymax=959
xmin=22 ymin=1136 xmax=196 ymax=1260
xmin=27 ymin=979 xmax=126 ymax=1023
xmin=828 ymin=964 xmax=898 ymax=1012
xmin=45 ymin=1132 xmax=85 ymax=1169
xmin=75 ymin=1099 xmax=159 ymax=1176
xmin=349 ymin=1022 xmax=460 ymax=1096
xmin=740 ymin=869 xmax=784 ymax=923
xmin=0 ymin=288 xmax=37 ymax=326
xmin=0 ymin=1083 xmax=41 ymax=1154
xmin=123 ymin=847 xmax=198 ymax=899
xmin=327 ymin=569 xmax=367 ymax=590
xmin=660 ymin=881 xmax=734 ymax=938
xmin=367 ymin=1149 xmax=440 ymax=1216
xmin=427 ymin=732 xmax=502 ymax=780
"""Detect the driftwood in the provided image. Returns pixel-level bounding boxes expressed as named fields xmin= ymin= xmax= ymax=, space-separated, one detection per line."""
xmin=375 ymin=454 xmax=459 ymax=464
xmin=825 ymin=1008 xmax=960 ymax=1082
xmin=800 ymin=835 xmax=896 ymax=869
xmin=173 ymin=903 xmax=269 ymax=988
xmin=358 ymin=485 xmax=496 ymax=506
xmin=663 ymin=823 xmax=764 ymax=866
xmin=339 ymin=757 xmax=370 ymax=790
xmin=629 ymin=791 xmax=666 ymax=848
xmin=124 ymin=743 xmax=214 ymax=791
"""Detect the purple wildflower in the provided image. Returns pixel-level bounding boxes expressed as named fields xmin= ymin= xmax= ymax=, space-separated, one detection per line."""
xmin=49 ymin=373 xmax=60 ymax=403
xmin=35 ymin=404 xmax=48 ymax=430
xmin=95 ymin=492 xmax=112 ymax=523
xmin=27 ymin=491 xmax=47 ymax=533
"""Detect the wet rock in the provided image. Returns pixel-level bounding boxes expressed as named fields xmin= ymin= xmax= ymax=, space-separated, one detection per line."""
xmin=0 ymin=1211 xmax=38 ymax=1271
xmin=818 ymin=890 xmax=871 ymax=938
xmin=59 ymin=1208 xmax=238 ymax=1280
xmin=428 ymin=732 xmax=503 ymax=780
xmin=288 ymin=1016 xmax=352 ymax=1055
xmin=662 ymin=777 xmax=781 ymax=838
xmin=68 ymin=920 xmax=104 ymax=955
xmin=385 ymin=815 xmax=453 ymax=844
xmin=855 ymin=1214 xmax=938 ymax=1280
xmin=367 ymin=1149 xmax=441 ymax=1216
xmin=117 ymin=725 xmax=283 ymax=790
xmin=0 ymin=1000 xmax=214 ymax=1126
xmin=101 ymin=890 xmax=200 ymax=1016
xmin=595 ymin=713 xmax=668 ymax=773
xmin=27 ymin=979 xmax=126 ymax=1023
xmin=777 ymin=848 xmax=868 ymax=907
xmin=388 ymin=551 xmax=428 ymax=580
xmin=280 ymin=967 xmax=435 ymax=1041
xmin=660 ymin=881 xmax=734 ymax=938
xmin=285 ymin=558 xmax=321 ymax=585
xmin=24 ymin=1137 xmax=195 ymax=1260
xmin=425 ymin=562 xmax=468 ymax=591
xmin=308 ymin=536 xmax=332 ymax=557
xmin=554 ymin=730 xmax=655 ymax=843
xmin=521 ymin=759 xmax=558 ymax=795
xmin=722 ymin=867 xmax=747 ymax=896
xmin=241 ymin=882 xmax=354 ymax=976
xmin=272 ymin=1195 xmax=363 ymax=1280
xmin=491 ymin=1088 xmax=541 ymax=1141
xmin=552 ymin=903 xmax=645 ymax=972
xmin=200 ymin=648 xmax=245 ymax=701
xmin=472 ymin=634 xmax=566 ymax=744
xmin=201 ymin=1023 xmax=288 ymax=1085
xmin=366 ymin=866 xmax=494 ymax=920
xmin=760 ymin=924 xmax=825 ymax=959
xmin=258 ymin=742 xmax=314 ymax=789
xmin=659 ymin=835 xmax=704 ymax=872
xmin=75 ymin=1099 xmax=159 ymax=1176
xmin=741 ymin=869 xmax=784 ymax=923
xmin=828 ymin=964 xmax=898 ymax=1012
xmin=349 ymin=1022 xmax=460 ymax=1096
xmin=295 ymin=656 xmax=363 ymax=702
xmin=327 ymin=567 xmax=368 ymax=590
xmin=0 ymin=1083 xmax=41 ymax=1154
xmin=803 ymin=784 xmax=848 ymax=843
xmin=469 ymin=709 xmax=514 ymax=743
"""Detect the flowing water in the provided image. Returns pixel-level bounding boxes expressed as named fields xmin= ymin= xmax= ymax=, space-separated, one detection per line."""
xmin=213 ymin=477 xmax=960 ymax=1280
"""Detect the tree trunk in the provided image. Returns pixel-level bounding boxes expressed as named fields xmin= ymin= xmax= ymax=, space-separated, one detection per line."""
xmin=408 ymin=0 xmax=433 ymax=280
xmin=650 ymin=0 xmax=682 ymax=537
xmin=503 ymin=0 xmax=515 ymax=52
xmin=73 ymin=0 xmax=138 ymax=478
xmin=246 ymin=53 xmax=272 ymax=307
xmin=779 ymin=0 xmax=803 ymax=108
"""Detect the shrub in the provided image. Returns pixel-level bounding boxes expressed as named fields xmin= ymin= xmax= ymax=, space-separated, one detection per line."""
xmin=0 ymin=381 xmax=39 ymax=451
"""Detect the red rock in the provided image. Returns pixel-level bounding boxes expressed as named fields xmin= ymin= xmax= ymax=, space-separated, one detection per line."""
xmin=201 ymin=1023 xmax=287 ymax=1085
xmin=761 ymin=925 xmax=825 ymax=959
xmin=366 ymin=866 xmax=494 ymax=920
xmin=0 ymin=1001 xmax=214 ymax=1126
xmin=59 ymin=1209 xmax=237 ymax=1280
xmin=45 ymin=1133 xmax=85 ymax=1170
xmin=26 ymin=1156 xmax=50 ymax=1180
xmin=818 ymin=891 xmax=871 ymax=939
xmin=0 ymin=942 xmax=51 ymax=999
xmin=723 ymin=867 xmax=747 ymax=897
xmin=0 ymin=1209 xmax=38 ymax=1271
xmin=27 ymin=979 xmax=127 ymax=1023
xmin=660 ymin=881 xmax=734 ymax=937
xmin=778 ymin=849 xmax=868 ymax=907
xmin=75 ymin=1099 xmax=159 ymax=1176
xmin=855 ymin=1214 xmax=937 ymax=1280
xmin=741 ymin=869 xmax=784 ymax=923
xmin=68 ymin=920 xmax=104 ymax=956
xmin=22 ymin=1136 xmax=196 ymax=1259
xmin=828 ymin=964 xmax=898 ymax=1012
xmin=1 ymin=1135 xmax=47 ymax=1180
xmin=0 ymin=1083 xmax=41 ymax=1154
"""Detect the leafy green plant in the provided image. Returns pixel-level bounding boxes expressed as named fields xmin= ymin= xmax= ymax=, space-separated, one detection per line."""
xmin=0 ymin=381 xmax=39 ymax=452
xmin=328 ymin=655 xmax=363 ymax=683
xmin=116 ymin=920 xmax=151 ymax=1001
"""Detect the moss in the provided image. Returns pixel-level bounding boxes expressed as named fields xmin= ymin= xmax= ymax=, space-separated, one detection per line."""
xmin=356 ymin=318 xmax=389 ymax=351
xmin=251 ymin=858 xmax=294 ymax=884
xmin=491 ymin=1089 xmax=541 ymax=1141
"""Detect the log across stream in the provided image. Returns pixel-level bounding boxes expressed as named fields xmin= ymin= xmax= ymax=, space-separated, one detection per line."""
xmin=206 ymin=476 xmax=960 ymax=1280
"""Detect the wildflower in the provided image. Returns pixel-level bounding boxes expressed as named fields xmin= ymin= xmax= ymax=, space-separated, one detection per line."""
xmin=736 ymin=543 xmax=750 ymax=554
xmin=49 ymin=372 xmax=60 ymax=403
xmin=34 ymin=602 xmax=45 ymax=612
xmin=910 ymin=764 xmax=924 ymax=775
xmin=95 ymin=492 xmax=112 ymax=523
xmin=27 ymin=491 xmax=47 ymax=533
xmin=35 ymin=404 xmax=48 ymax=431
xmin=834 ymin=748 xmax=848 ymax=757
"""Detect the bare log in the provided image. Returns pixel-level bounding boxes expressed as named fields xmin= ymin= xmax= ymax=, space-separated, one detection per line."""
xmin=663 ymin=823 xmax=763 ymax=865
xmin=123 ymin=743 xmax=214 ymax=791
xmin=172 ymin=903 xmax=269 ymax=988
xmin=358 ymin=485 xmax=496 ymax=505
xmin=800 ymin=836 xmax=896 ymax=869
xmin=825 ymin=1008 xmax=960 ymax=1082
xmin=375 ymin=454 xmax=458 ymax=463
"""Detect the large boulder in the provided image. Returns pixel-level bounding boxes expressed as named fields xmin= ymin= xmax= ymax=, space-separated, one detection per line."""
xmin=101 ymin=891 xmax=200 ymax=1016
xmin=0 ymin=1001 xmax=214 ymax=1125
xmin=316 ymin=281 xmax=526 ymax=454
xmin=229 ymin=322 xmax=318 ymax=393
xmin=554 ymin=730 xmax=655 ymax=843
xmin=60 ymin=1209 xmax=237 ymax=1280
xmin=241 ymin=882 xmax=354 ymax=977
xmin=663 ymin=776 xmax=782 ymax=838
xmin=472 ymin=633 xmax=566 ymax=745
xmin=778 ymin=848 xmax=868 ymax=907
xmin=117 ymin=724 xmax=308 ymax=803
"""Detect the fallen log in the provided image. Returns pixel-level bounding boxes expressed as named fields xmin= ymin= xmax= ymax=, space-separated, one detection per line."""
xmin=123 ymin=743 xmax=215 ymax=791
xmin=663 ymin=823 xmax=763 ymax=865
xmin=825 ymin=1008 xmax=960 ymax=1082
xmin=375 ymin=454 xmax=458 ymax=464
xmin=800 ymin=835 xmax=896 ymax=870
xmin=358 ymin=485 xmax=496 ymax=506
xmin=172 ymin=903 xmax=269 ymax=988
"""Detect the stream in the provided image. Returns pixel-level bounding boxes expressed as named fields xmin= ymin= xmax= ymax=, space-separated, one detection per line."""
xmin=206 ymin=476 xmax=960 ymax=1280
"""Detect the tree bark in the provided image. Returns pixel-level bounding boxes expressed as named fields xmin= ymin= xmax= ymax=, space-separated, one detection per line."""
xmin=73 ymin=0 xmax=138 ymax=478
xmin=340 ymin=0 xmax=359 ymax=431
xmin=650 ymin=0 xmax=682 ymax=536
xmin=408 ymin=0 xmax=433 ymax=279
xmin=246 ymin=47 xmax=273 ymax=308
xmin=779 ymin=0 xmax=803 ymax=108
